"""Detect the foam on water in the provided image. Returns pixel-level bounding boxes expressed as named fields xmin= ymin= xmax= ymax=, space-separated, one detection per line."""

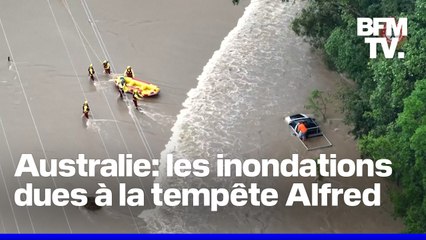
xmin=139 ymin=0 xmax=311 ymax=232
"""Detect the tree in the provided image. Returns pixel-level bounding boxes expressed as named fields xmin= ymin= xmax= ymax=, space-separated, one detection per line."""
xmin=361 ymin=80 xmax=426 ymax=232
xmin=292 ymin=0 xmax=425 ymax=232
xmin=305 ymin=89 xmax=330 ymax=121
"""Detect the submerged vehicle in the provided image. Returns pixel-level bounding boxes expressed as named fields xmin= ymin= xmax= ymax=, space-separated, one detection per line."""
xmin=114 ymin=76 xmax=160 ymax=97
xmin=285 ymin=113 xmax=332 ymax=151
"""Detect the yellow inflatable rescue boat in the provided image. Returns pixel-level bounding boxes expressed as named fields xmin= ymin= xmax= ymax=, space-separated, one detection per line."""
xmin=114 ymin=76 xmax=160 ymax=97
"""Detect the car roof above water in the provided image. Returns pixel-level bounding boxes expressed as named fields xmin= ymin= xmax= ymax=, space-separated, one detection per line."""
xmin=288 ymin=115 xmax=318 ymax=129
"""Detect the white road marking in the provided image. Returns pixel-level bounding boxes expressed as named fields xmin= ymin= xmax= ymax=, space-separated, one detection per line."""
xmin=0 ymin=118 xmax=36 ymax=233
xmin=0 ymin=17 xmax=73 ymax=233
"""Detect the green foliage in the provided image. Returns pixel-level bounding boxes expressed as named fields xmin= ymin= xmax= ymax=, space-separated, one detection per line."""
xmin=304 ymin=89 xmax=330 ymax=121
xmin=324 ymin=14 xmax=371 ymax=82
xmin=293 ymin=0 xmax=425 ymax=232
xmin=292 ymin=1 xmax=343 ymax=48
xmin=361 ymin=80 xmax=426 ymax=232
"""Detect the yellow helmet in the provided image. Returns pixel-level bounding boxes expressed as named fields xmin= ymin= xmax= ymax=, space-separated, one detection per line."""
xmin=127 ymin=66 xmax=131 ymax=70
xmin=90 ymin=64 xmax=93 ymax=67
xmin=84 ymin=100 xmax=88 ymax=104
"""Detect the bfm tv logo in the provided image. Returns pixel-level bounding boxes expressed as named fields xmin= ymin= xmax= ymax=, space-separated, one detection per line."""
xmin=357 ymin=17 xmax=407 ymax=59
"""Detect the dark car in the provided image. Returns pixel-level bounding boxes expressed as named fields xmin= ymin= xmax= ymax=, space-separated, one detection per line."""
xmin=285 ymin=113 xmax=323 ymax=138
xmin=284 ymin=113 xmax=333 ymax=151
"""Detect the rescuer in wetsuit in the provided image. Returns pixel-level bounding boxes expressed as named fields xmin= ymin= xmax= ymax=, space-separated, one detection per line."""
xmin=88 ymin=64 xmax=95 ymax=80
xmin=117 ymin=76 xmax=126 ymax=98
xmin=82 ymin=100 xmax=90 ymax=119
xmin=133 ymin=90 xmax=143 ymax=109
xmin=124 ymin=66 xmax=134 ymax=78
xmin=103 ymin=60 xmax=111 ymax=74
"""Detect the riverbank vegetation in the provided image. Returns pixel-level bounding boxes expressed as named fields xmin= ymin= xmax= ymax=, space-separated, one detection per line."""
xmin=292 ymin=0 xmax=426 ymax=232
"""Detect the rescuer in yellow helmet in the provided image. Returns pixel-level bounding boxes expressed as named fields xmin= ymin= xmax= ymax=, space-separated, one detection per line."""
xmin=124 ymin=66 xmax=134 ymax=78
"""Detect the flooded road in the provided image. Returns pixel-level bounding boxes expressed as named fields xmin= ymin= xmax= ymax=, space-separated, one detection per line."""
xmin=0 ymin=0 xmax=402 ymax=233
